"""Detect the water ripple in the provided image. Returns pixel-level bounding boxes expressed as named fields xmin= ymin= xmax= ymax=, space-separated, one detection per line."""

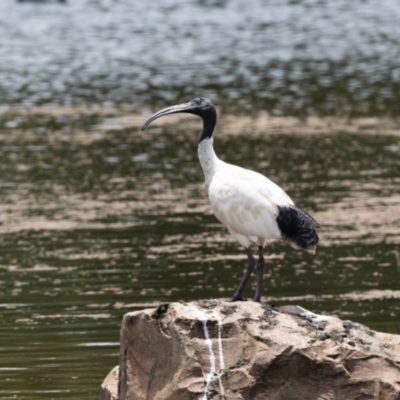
xmin=0 ymin=1 xmax=399 ymax=114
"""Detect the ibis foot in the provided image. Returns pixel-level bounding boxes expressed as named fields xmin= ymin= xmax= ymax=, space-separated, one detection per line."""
xmin=230 ymin=295 xmax=247 ymax=302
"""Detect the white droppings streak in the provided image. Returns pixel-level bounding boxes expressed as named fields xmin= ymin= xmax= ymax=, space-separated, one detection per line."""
xmin=212 ymin=310 xmax=226 ymax=398
xmin=185 ymin=306 xmax=225 ymax=400
xmin=213 ymin=311 xmax=225 ymax=370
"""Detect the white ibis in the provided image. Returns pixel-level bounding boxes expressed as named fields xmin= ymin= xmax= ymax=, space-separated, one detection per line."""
xmin=142 ymin=98 xmax=320 ymax=302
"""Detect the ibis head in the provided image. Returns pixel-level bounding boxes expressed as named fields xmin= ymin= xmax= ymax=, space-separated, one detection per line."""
xmin=141 ymin=97 xmax=217 ymax=142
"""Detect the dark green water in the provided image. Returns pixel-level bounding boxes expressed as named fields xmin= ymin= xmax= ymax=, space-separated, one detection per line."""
xmin=0 ymin=110 xmax=399 ymax=398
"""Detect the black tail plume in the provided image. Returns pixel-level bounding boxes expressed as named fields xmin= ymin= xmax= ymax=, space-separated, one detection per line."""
xmin=276 ymin=206 xmax=320 ymax=253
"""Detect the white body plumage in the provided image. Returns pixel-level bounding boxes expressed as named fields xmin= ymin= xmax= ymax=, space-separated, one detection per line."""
xmin=198 ymin=137 xmax=294 ymax=248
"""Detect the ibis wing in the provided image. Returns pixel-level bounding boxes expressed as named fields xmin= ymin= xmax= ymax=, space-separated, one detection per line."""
xmin=208 ymin=167 xmax=293 ymax=242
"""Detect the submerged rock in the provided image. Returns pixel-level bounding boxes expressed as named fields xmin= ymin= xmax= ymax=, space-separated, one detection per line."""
xmin=101 ymin=301 xmax=400 ymax=400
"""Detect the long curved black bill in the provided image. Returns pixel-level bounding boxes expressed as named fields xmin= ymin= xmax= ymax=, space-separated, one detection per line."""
xmin=141 ymin=101 xmax=194 ymax=131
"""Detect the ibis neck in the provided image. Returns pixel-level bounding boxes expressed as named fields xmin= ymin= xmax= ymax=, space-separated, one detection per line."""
xmin=198 ymin=109 xmax=216 ymax=143
xmin=197 ymin=137 xmax=219 ymax=185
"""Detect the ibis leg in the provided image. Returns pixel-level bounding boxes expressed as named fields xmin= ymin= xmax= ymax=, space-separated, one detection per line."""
xmin=253 ymin=246 xmax=265 ymax=302
xmin=231 ymin=247 xmax=256 ymax=302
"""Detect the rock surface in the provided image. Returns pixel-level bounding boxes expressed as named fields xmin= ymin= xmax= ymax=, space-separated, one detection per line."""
xmin=101 ymin=301 xmax=400 ymax=400
xmin=101 ymin=366 xmax=119 ymax=400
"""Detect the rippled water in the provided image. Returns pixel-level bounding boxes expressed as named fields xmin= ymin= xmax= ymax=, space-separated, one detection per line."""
xmin=1 ymin=0 xmax=400 ymax=115
xmin=1 ymin=1 xmax=400 ymax=399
